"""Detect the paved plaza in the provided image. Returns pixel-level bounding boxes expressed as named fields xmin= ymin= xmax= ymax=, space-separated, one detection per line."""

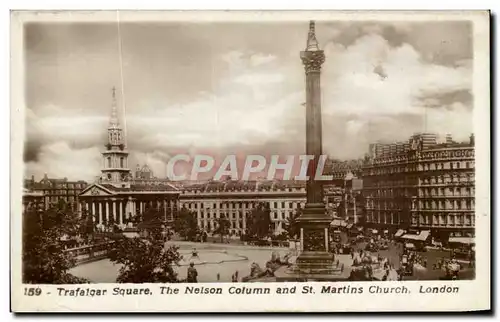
xmin=70 ymin=242 xmax=292 ymax=283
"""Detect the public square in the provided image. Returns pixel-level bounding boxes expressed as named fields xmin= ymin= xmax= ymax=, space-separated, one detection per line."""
xmin=70 ymin=242 xmax=293 ymax=283
xmin=69 ymin=237 xmax=475 ymax=283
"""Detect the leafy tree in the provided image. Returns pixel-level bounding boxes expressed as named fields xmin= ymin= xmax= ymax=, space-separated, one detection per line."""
xmin=173 ymin=208 xmax=199 ymax=241
xmin=108 ymin=203 xmax=182 ymax=283
xmin=22 ymin=201 xmax=89 ymax=284
xmin=246 ymin=203 xmax=272 ymax=240
xmin=283 ymin=207 xmax=302 ymax=240
xmin=138 ymin=207 xmax=166 ymax=240
xmin=214 ymin=214 xmax=230 ymax=243
xmin=108 ymin=235 xmax=181 ymax=283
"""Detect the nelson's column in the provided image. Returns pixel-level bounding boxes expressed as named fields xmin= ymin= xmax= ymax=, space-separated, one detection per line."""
xmin=279 ymin=21 xmax=337 ymax=281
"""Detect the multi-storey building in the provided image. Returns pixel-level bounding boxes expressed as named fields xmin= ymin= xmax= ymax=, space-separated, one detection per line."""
xmin=179 ymin=180 xmax=344 ymax=236
xmin=23 ymin=174 xmax=87 ymax=210
xmin=411 ymin=141 xmax=475 ymax=241
xmin=363 ymin=133 xmax=475 ymax=242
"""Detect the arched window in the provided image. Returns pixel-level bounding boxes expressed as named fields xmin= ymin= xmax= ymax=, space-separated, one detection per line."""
xmin=107 ymin=157 xmax=111 ymax=168
xmin=120 ymin=157 xmax=124 ymax=168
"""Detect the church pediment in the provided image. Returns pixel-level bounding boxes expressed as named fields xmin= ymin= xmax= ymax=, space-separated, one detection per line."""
xmin=80 ymin=184 xmax=115 ymax=197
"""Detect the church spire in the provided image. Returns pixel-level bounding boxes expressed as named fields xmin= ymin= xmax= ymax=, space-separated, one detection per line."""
xmin=109 ymin=86 xmax=120 ymax=129
xmin=306 ymin=20 xmax=320 ymax=51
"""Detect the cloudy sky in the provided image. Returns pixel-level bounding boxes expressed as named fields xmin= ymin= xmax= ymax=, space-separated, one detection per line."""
xmin=24 ymin=20 xmax=473 ymax=181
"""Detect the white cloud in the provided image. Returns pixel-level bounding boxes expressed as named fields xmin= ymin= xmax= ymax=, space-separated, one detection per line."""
xmin=26 ymin=142 xmax=102 ymax=181
xmin=25 ymin=27 xmax=473 ymax=178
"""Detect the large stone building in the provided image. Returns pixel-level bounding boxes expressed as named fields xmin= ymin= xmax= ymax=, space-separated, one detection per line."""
xmin=23 ymin=174 xmax=87 ymax=210
xmin=363 ymin=133 xmax=475 ymax=242
xmin=78 ymin=88 xmax=180 ymax=227
xmin=179 ymin=180 xmax=344 ymax=236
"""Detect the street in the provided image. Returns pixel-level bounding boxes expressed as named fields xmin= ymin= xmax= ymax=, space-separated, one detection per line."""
xmin=352 ymin=239 xmax=475 ymax=280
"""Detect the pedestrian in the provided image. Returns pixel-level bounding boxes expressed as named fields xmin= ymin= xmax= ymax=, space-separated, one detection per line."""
xmin=217 ymin=273 xmax=220 ymax=281
xmin=187 ymin=262 xmax=198 ymax=283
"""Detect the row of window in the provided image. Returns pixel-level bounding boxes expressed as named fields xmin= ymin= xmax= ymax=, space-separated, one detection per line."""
xmin=364 ymin=160 xmax=475 ymax=176
xmin=420 ymin=173 xmax=474 ymax=185
xmin=421 ymin=161 xmax=474 ymax=171
xmin=365 ymin=213 xmax=402 ymax=225
xmin=419 ymin=187 xmax=475 ymax=197
xmin=182 ymin=201 xmax=305 ymax=211
xmin=41 ymin=190 xmax=82 ymax=195
xmin=418 ymin=200 xmax=474 ymax=211
xmin=198 ymin=210 xmax=293 ymax=221
xmin=412 ymin=214 xmax=475 ymax=226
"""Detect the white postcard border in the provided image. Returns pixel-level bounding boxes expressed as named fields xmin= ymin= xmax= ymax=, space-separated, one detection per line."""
xmin=10 ymin=10 xmax=491 ymax=312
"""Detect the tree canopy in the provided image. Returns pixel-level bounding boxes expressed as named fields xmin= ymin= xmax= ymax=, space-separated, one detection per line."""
xmin=108 ymin=203 xmax=181 ymax=283
xmin=22 ymin=200 xmax=89 ymax=284
xmin=108 ymin=235 xmax=181 ymax=283
xmin=245 ymin=203 xmax=272 ymax=240
xmin=173 ymin=208 xmax=199 ymax=241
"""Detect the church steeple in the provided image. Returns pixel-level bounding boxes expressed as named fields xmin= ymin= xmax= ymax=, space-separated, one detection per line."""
xmin=305 ymin=20 xmax=320 ymax=51
xmin=107 ymin=87 xmax=125 ymax=147
xmin=109 ymin=87 xmax=120 ymax=130
xmin=101 ymin=86 xmax=130 ymax=188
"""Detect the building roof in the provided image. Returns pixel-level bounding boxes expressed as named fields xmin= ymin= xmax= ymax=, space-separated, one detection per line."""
xmin=100 ymin=183 xmax=179 ymax=192
xmin=181 ymin=180 xmax=306 ymax=193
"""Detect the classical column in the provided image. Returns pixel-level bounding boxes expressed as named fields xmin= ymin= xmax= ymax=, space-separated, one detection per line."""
xmin=105 ymin=201 xmax=110 ymax=222
xmin=112 ymin=201 xmax=117 ymax=223
xmin=92 ymin=202 xmax=96 ymax=222
xmin=294 ymin=21 xmax=333 ymax=274
xmin=98 ymin=202 xmax=103 ymax=224
xmin=119 ymin=201 xmax=123 ymax=225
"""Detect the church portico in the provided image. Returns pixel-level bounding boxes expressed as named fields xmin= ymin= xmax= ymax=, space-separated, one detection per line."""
xmin=79 ymin=184 xmax=180 ymax=227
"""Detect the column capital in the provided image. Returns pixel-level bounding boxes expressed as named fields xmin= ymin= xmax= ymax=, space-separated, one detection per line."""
xmin=301 ymin=50 xmax=325 ymax=73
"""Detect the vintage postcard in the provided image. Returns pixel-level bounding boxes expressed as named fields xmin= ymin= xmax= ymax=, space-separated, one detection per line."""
xmin=11 ymin=10 xmax=490 ymax=312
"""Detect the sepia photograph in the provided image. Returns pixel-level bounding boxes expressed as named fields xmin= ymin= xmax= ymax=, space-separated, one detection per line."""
xmin=11 ymin=10 xmax=490 ymax=312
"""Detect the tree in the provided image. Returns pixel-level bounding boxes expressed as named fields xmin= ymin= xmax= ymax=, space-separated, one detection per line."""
xmin=214 ymin=214 xmax=230 ymax=243
xmin=246 ymin=203 xmax=272 ymax=240
xmin=138 ymin=207 xmax=166 ymax=240
xmin=22 ymin=201 xmax=89 ymax=284
xmin=108 ymin=203 xmax=182 ymax=283
xmin=173 ymin=208 xmax=199 ymax=241
xmin=283 ymin=206 xmax=302 ymax=240
xmin=108 ymin=235 xmax=181 ymax=283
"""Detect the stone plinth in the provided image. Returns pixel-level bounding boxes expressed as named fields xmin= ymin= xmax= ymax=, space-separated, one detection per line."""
xmin=274 ymin=254 xmax=353 ymax=282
